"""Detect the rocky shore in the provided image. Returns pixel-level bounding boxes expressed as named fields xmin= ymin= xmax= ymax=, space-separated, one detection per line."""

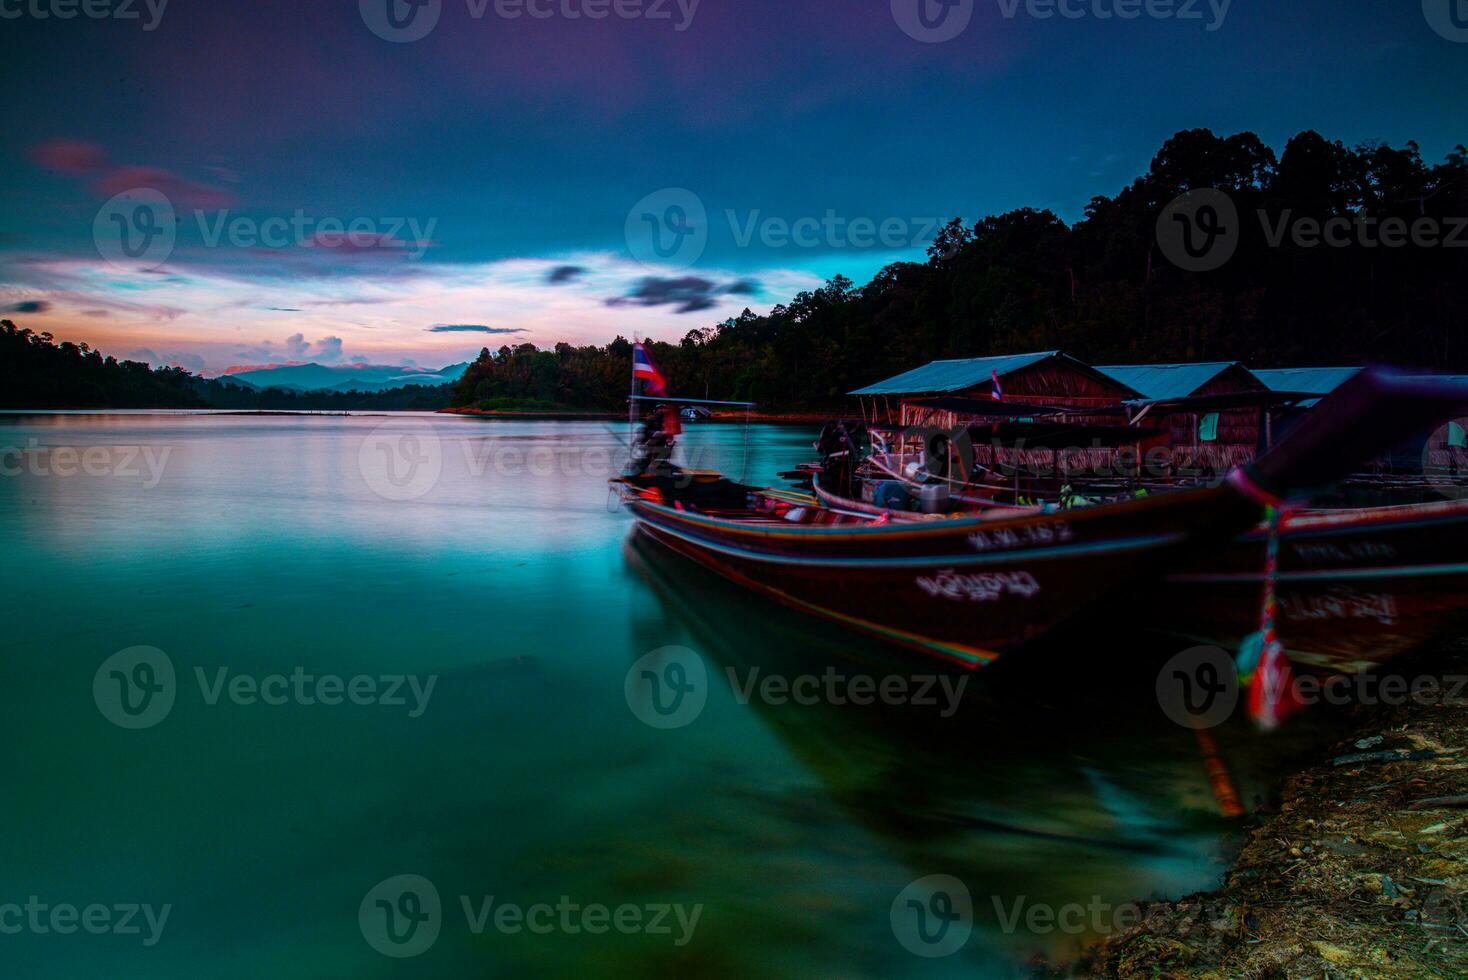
xmin=1077 ymin=638 xmax=1468 ymax=978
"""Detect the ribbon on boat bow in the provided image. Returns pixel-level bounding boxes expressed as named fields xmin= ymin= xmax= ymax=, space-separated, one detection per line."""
xmin=1236 ymin=504 xmax=1305 ymax=730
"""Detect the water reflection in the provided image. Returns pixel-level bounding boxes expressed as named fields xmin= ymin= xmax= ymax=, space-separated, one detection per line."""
xmin=0 ymin=411 xmax=1342 ymax=978
xmin=624 ymin=529 xmax=1336 ymax=970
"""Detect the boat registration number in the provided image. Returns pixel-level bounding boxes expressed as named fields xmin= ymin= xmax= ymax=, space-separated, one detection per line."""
xmin=967 ymin=522 xmax=1074 ymax=553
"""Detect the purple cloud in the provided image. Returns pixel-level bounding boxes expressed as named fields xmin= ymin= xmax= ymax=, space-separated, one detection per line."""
xmin=29 ymin=140 xmax=106 ymax=176
xmin=30 ymin=139 xmax=234 ymax=209
xmin=230 ymin=332 xmax=347 ymax=364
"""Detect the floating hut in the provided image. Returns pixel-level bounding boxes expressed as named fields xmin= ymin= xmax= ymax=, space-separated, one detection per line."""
xmin=850 ymin=354 xmax=1351 ymax=484
xmin=1097 ymin=362 xmax=1280 ymax=476
xmin=850 ymin=351 xmax=1141 ymax=428
xmin=850 ymin=352 xmax=1146 ymax=482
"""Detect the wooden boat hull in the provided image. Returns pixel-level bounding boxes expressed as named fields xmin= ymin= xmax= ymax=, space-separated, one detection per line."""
xmin=623 ymin=369 xmax=1468 ymax=673
xmin=1147 ymin=498 xmax=1468 ymax=672
xmin=626 ymin=484 xmax=1259 ymax=669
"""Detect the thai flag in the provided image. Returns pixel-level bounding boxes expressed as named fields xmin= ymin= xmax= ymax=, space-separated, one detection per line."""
xmin=991 ymin=369 xmax=1004 ymax=402
xmin=633 ymin=342 xmax=667 ymax=396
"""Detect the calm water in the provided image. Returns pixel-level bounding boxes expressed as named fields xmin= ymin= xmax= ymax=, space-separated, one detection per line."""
xmin=1 ymin=413 xmax=1331 ymax=978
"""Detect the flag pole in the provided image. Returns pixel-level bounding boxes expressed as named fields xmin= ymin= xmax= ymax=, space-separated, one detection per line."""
xmin=628 ymin=333 xmax=640 ymax=473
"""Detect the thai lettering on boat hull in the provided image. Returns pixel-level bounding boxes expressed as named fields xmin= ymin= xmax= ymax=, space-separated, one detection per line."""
xmin=916 ymin=569 xmax=1042 ymax=602
xmin=1279 ymin=590 xmax=1398 ymax=626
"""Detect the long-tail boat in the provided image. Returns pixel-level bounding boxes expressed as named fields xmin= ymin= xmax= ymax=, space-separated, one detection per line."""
xmin=814 ymin=471 xmax=1468 ymax=674
xmin=1148 ymin=497 xmax=1468 ymax=672
xmin=614 ymin=370 xmax=1468 ymax=670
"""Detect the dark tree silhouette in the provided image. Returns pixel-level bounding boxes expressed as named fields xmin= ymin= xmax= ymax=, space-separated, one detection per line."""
xmin=0 ymin=321 xmax=455 ymax=410
xmin=9 ymin=129 xmax=1466 ymax=412
xmin=454 ymin=128 xmax=1466 ymax=410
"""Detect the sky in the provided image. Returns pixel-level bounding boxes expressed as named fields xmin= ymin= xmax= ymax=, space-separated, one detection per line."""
xmin=1 ymin=0 xmax=1465 ymax=374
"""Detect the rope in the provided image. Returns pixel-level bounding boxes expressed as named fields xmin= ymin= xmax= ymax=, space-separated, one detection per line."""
xmin=1241 ymin=505 xmax=1300 ymax=730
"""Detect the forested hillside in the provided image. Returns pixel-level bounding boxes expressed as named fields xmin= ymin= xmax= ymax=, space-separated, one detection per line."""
xmin=454 ymin=128 xmax=1467 ymax=411
xmin=8 ymin=128 xmax=1464 ymax=413
xmin=0 ymin=321 xmax=453 ymax=410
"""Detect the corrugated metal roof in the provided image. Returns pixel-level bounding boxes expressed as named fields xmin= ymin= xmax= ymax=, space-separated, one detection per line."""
xmin=849 ymin=351 xmax=1060 ymax=396
xmin=1253 ymin=367 xmax=1362 ymax=395
xmin=1095 ymin=362 xmax=1245 ymax=401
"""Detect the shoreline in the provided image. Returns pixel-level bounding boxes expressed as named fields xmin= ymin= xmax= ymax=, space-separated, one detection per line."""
xmin=1072 ymin=638 xmax=1468 ymax=977
xmin=1 ymin=406 xmax=831 ymax=423
xmin=438 ymin=406 xmax=830 ymax=423
xmin=437 ymin=406 xmax=620 ymax=420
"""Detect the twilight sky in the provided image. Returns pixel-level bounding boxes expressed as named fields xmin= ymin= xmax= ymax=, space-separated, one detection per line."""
xmin=1 ymin=0 xmax=1464 ymax=374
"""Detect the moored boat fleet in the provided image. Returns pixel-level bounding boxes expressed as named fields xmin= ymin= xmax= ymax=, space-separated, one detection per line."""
xmin=613 ymin=346 xmax=1468 ymax=727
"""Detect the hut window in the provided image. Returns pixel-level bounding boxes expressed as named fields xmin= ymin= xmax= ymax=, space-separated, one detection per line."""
xmin=1198 ymin=412 xmax=1221 ymax=443
xmin=1450 ymin=421 xmax=1467 ymax=449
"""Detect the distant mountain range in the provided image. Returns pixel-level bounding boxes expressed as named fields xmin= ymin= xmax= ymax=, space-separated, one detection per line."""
xmin=222 ymin=362 xmax=471 ymax=393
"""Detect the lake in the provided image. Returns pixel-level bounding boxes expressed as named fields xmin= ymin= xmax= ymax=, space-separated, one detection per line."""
xmin=0 ymin=412 xmax=1334 ymax=977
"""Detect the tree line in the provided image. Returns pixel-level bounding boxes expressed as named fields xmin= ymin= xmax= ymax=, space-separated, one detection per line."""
xmin=454 ymin=127 xmax=1467 ymax=411
xmin=8 ymin=128 xmax=1465 ymax=411
xmin=0 ymin=321 xmax=452 ymax=410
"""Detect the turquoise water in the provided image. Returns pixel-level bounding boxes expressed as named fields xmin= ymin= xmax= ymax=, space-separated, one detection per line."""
xmin=1 ymin=413 xmax=1327 ymax=978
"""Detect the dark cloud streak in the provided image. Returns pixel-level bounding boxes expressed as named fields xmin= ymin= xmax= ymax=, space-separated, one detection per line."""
xmin=546 ymin=265 xmax=586 ymax=284
xmin=606 ymin=277 xmax=761 ymax=315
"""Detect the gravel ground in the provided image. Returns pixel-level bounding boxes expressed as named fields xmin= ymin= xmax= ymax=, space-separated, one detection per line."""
xmin=1073 ymin=638 xmax=1468 ymax=979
